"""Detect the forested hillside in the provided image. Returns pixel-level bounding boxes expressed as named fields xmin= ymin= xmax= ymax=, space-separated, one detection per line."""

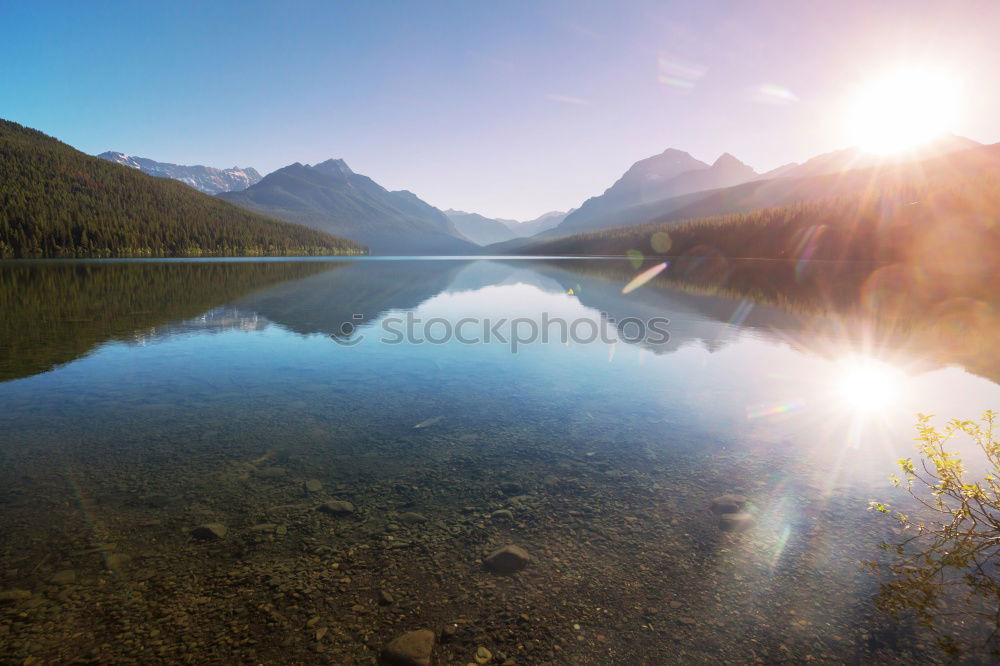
xmin=515 ymin=173 xmax=1000 ymax=270
xmin=0 ymin=120 xmax=366 ymax=257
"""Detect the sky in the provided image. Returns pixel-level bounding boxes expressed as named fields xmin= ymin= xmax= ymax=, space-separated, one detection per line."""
xmin=2 ymin=0 xmax=999 ymax=220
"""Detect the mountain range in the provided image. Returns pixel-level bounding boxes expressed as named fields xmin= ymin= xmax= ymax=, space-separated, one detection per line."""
xmin=553 ymin=150 xmax=758 ymax=236
xmin=7 ymin=114 xmax=995 ymax=260
xmin=98 ymin=152 xmax=262 ymax=194
xmin=0 ymin=119 xmax=362 ymax=258
xmin=481 ymin=133 xmax=985 ymax=256
xmin=510 ymin=139 xmax=1000 ymax=263
xmin=218 ymin=159 xmax=474 ymax=255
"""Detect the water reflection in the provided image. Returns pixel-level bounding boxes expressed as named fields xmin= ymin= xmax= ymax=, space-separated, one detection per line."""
xmin=0 ymin=257 xmax=996 ymax=663
xmin=0 ymin=260 xmax=343 ymax=382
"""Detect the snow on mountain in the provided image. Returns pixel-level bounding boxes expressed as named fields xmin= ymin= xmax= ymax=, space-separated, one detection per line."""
xmin=97 ymin=152 xmax=262 ymax=194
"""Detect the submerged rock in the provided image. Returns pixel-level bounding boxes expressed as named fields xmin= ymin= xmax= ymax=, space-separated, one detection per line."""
xmin=710 ymin=494 xmax=747 ymax=515
xmin=484 ymin=545 xmax=531 ymax=574
xmin=317 ymin=500 xmax=355 ymax=516
xmin=304 ymin=479 xmax=323 ymax=493
xmin=0 ymin=589 xmax=32 ymax=603
xmin=718 ymin=512 xmax=755 ymax=532
xmin=50 ymin=570 xmax=76 ymax=585
xmin=398 ymin=512 xmax=427 ymax=525
xmin=256 ymin=467 xmax=288 ymax=479
xmin=380 ymin=629 xmax=435 ymax=666
xmin=250 ymin=523 xmax=278 ymax=533
xmin=190 ymin=523 xmax=228 ymax=540
xmin=499 ymin=481 xmax=523 ymax=495
xmin=106 ymin=553 xmax=132 ymax=569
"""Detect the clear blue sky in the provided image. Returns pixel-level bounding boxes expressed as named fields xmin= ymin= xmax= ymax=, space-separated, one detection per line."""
xmin=3 ymin=0 xmax=998 ymax=219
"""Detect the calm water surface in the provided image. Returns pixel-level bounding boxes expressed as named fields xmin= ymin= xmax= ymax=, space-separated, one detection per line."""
xmin=0 ymin=257 xmax=996 ymax=664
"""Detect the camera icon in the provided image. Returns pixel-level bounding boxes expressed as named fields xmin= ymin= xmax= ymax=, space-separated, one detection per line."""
xmin=331 ymin=313 xmax=365 ymax=346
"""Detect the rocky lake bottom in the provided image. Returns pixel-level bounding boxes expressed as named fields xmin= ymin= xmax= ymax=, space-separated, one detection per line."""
xmin=0 ymin=403 xmax=964 ymax=665
xmin=1 ymin=257 xmax=997 ymax=664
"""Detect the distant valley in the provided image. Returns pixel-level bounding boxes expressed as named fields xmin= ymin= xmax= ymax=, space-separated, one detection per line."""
xmin=444 ymin=209 xmax=570 ymax=246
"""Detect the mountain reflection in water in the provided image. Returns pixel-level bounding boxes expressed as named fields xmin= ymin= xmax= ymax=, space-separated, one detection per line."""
xmin=0 ymin=257 xmax=997 ymax=664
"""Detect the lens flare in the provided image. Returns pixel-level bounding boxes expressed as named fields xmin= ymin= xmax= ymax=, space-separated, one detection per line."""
xmin=622 ymin=262 xmax=668 ymax=295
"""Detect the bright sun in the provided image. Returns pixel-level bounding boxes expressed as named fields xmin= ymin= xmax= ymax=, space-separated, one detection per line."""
xmin=836 ymin=357 xmax=901 ymax=413
xmin=846 ymin=67 xmax=961 ymax=155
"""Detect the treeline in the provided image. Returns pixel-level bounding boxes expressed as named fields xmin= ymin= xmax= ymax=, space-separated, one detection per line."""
xmin=0 ymin=261 xmax=344 ymax=382
xmin=0 ymin=119 xmax=367 ymax=257
xmin=518 ymin=175 xmax=1000 ymax=269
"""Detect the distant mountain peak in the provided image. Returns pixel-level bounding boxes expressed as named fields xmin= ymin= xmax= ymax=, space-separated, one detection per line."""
xmin=311 ymin=158 xmax=353 ymax=177
xmin=97 ymin=151 xmax=262 ymax=194
xmin=219 ymin=158 xmax=474 ymax=254
xmin=712 ymin=152 xmax=747 ymax=169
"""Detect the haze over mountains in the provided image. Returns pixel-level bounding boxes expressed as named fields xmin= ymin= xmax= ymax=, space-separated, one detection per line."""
xmin=218 ymin=159 xmax=474 ymax=255
xmin=444 ymin=209 xmax=571 ymax=246
xmin=5 ymin=114 xmax=995 ymax=260
xmin=97 ymin=152 xmax=262 ymax=195
xmin=510 ymin=139 xmax=1000 ymax=264
xmin=553 ymin=149 xmax=758 ymax=235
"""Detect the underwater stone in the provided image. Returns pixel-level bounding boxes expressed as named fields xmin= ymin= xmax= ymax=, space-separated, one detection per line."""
xmin=710 ymin=494 xmax=748 ymax=515
xmin=484 ymin=545 xmax=531 ymax=574
xmin=190 ymin=523 xmax=228 ymax=540
xmin=379 ymin=628 xmax=435 ymax=666
xmin=317 ymin=500 xmax=355 ymax=516
xmin=0 ymin=589 xmax=32 ymax=603
xmin=718 ymin=512 xmax=755 ymax=532
xmin=256 ymin=467 xmax=288 ymax=479
xmin=50 ymin=570 xmax=76 ymax=585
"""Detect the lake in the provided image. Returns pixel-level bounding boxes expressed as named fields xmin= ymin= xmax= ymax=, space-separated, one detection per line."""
xmin=0 ymin=257 xmax=997 ymax=664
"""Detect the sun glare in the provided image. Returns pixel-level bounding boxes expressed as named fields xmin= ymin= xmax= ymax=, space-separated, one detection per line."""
xmin=846 ymin=67 xmax=961 ymax=155
xmin=837 ymin=358 xmax=901 ymax=413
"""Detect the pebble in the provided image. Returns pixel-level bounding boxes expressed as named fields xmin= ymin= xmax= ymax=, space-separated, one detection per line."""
xmin=250 ymin=523 xmax=277 ymax=533
xmin=106 ymin=553 xmax=132 ymax=569
xmin=710 ymin=494 xmax=748 ymax=515
xmin=398 ymin=512 xmax=427 ymax=525
xmin=484 ymin=545 xmax=531 ymax=574
xmin=474 ymin=645 xmax=492 ymax=664
xmin=190 ymin=523 xmax=228 ymax=540
xmin=718 ymin=512 xmax=755 ymax=532
xmin=0 ymin=589 xmax=32 ymax=602
xmin=380 ymin=628 xmax=435 ymax=666
xmin=256 ymin=467 xmax=288 ymax=479
xmin=50 ymin=570 xmax=76 ymax=585
xmin=317 ymin=500 xmax=355 ymax=516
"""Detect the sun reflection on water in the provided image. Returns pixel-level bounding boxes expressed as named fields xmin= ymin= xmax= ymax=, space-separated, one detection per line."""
xmin=836 ymin=356 xmax=903 ymax=413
